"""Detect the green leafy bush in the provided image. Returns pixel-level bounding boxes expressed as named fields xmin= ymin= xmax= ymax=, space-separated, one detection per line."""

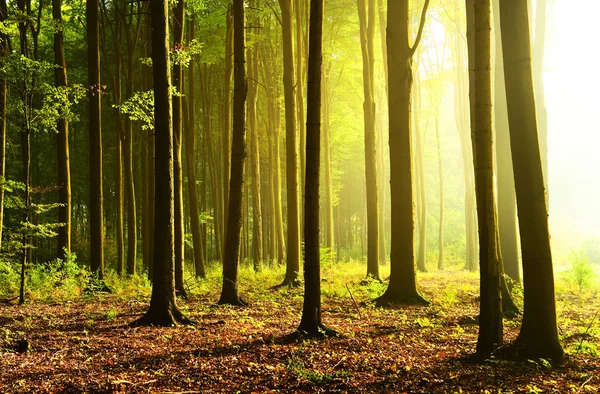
xmin=563 ymin=251 xmax=596 ymax=292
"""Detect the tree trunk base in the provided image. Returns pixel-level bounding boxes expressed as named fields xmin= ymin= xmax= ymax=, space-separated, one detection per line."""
xmin=272 ymin=276 xmax=302 ymax=289
xmin=129 ymin=306 xmax=191 ymax=327
xmin=217 ymin=292 xmax=248 ymax=306
xmin=176 ymin=287 xmax=189 ymax=300
xmin=507 ymin=335 xmax=566 ymax=364
xmin=373 ymin=291 xmax=430 ymax=307
xmin=502 ymin=297 xmax=521 ymax=318
xmin=295 ymin=323 xmax=338 ymax=339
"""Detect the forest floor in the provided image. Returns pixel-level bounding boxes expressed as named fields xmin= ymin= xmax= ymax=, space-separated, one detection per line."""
xmin=0 ymin=262 xmax=599 ymax=393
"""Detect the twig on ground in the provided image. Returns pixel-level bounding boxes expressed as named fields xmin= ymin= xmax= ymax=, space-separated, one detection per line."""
xmin=575 ymin=375 xmax=594 ymax=394
xmin=345 ymin=284 xmax=365 ymax=321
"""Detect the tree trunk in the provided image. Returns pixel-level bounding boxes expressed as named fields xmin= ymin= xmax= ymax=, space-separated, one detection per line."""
xmin=172 ymin=0 xmax=187 ymax=297
xmin=248 ymin=39 xmax=263 ymax=271
xmin=469 ymin=0 xmax=503 ymax=356
xmin=298 ymin=0 xmax=332 ymax=337
xmin=113 ymin=2 xmax=125 ymax=276
xmin=376 ymin=0 xmax=430 ymax=306
xmin=295 ymin=0 xmax=306 ymax=234
xmin=492 ymin=0 xmax=520 ymax=283
xmin=0 ymin=0 xmax=6 ymax=253
xmin=222 ymin=4 xmax=233 ymax=238
xmin=218 ymin=0 xmax=247 ymax=306
xmin=144 ymin=14 xmax=155 ymax=281
xmin=273 ymin=113 xmax=286 ymax=264
xmin=278 ymin=0 xmax=301 ymax=287
xmin=184 ymin=18 xmax=206 ymax=279
xmin=532 ymin=0 xmax=548 ymax=206
xmin=436 ymin=117 xmax=444 ymax=270
xmin=132 ymin=0 xmax=188 ymax=326
xmin=54 ymin=0 xmax=71 ymax=261
xmin=87 ymin=0 xmax=104 ymax=279
xmin=498 ymin=0 xmax=564 ymax=363
xmin=414 ymin=73 xmax=427 ymax=273
xmin=322 ymin=75 xmax=334 ymax=256
xmin=358 ymin=0 xmax=380 ymax=280
xmin=453 ymin=2 xmax=477 ymax=272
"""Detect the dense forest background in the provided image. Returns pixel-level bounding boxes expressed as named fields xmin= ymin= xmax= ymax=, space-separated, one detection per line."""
xmin=0 ymin=0 xmax=599 ymax=391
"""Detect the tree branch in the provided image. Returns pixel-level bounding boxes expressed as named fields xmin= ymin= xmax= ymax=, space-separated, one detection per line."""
xmin=409 ymin=0 xmax=431 ymax=57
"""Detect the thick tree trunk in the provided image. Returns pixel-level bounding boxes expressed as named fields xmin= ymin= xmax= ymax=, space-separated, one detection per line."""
xmin=492 ymin=0 xmax=520 ymax=283
xmin=279 ymin=0 xmax=301 ymax=286
xmin=222 ymin=5 xmax=233 ymax=238
xmin=452 ymin=4 xmax=478 ymax=272
xmin=87 ymin=0 xmax=105 ymax=279
xmin=498 ymin=0 xmax=564 ymax=363
xmin=295 ymin=0 xmax=306 ymax=233
xmin=218 ymin=0 xmax=247 ymax=306
xmin=532 ymin=0 xmax=548 ymax=206
xmin=376 ymin=0 xmax=430 ymax=306
xmin=172 ymin=0 xmax=187 ymax=298
xmin=54 ymin=0 xmax=71 ymax=261
xmin=469 ymin=0 xmax=503 ymax=356
xmin=298 ymin=0 xmax=331 ymax=337
xmin=132 ymin=0 xmax=188 ymax=326
xmin=358 ymin=0 xmax=380 ymax=280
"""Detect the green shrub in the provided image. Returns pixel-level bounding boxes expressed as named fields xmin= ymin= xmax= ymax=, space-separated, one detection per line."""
xmin=563 ymin=251 xmax=596 ymax=292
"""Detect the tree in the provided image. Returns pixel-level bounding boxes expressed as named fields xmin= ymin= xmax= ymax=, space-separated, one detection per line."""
xmin=132 ymin=0 xmax=189 ymax=326
xmin=375 ymin=0 xmax=430 ymax=306
xmin=492 ymin=0 xmax=520 ymax=283
xmin=357 ymin=0 xmax=380 ymax=280
xmin=298 ymin=0 xmax=332 ymax=337
xmin=498 ymin=0 xmax=564 ymax=363
xmin=248 ymin=25 xmax=263 ymax=271
xmin=532 ymin=0 xmax=549 ymax=205
xmin=53 ymin=0 xmax=71 ymax=261
xmin=184 ymin=17 xmax=206 ymax=279
xmin=218 ymin=0 xmax=247 ymax=306
xmin=87 ymin=0 xmax=105 ymax=279
xmin=278 ymin=0 xmax=301 ymax=287
xmin=469 ymin=0 xmax=503 ymax=356
xmin=172 ymin=0 xmax=186 ymax=297
xmin=0 ymin=0 xmax=7 ymax=253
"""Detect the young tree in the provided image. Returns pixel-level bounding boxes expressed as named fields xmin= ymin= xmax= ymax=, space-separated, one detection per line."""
xmin=375 ymin=0 xmax=430 ymax=306
xmin=298 ymin=0 xmax=332 ymax=336
xmin=278 ymin=0 xmax=301 ymax=287
xmin=532 ymin=0 xmax=549 ymax=204
xmin=469 ymin=0 xmax=503 ymax=356
xmin=172 ymin=0 xmax=187 ymax=297
xmin=357 ymin=0 xmax=380 ymax=280
xmin=87 ymin=0 xmax=105 ymax=279
xmin=132 ymin=0 xmax=189 ymax=326
xmin=184 ymin=18 xmax=206 ymax=279
xmin=0 ymin=0 xmax=7 ymax=252
xmin=54 ymin=0 xmax=71 ymax=260
xmin=218 ymin=0 xmax=247 ymax=306
xmin=248 ymin=29 xmax=263 ymax=271
xmin=499 ymin=0 xmax=564 ymax=363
